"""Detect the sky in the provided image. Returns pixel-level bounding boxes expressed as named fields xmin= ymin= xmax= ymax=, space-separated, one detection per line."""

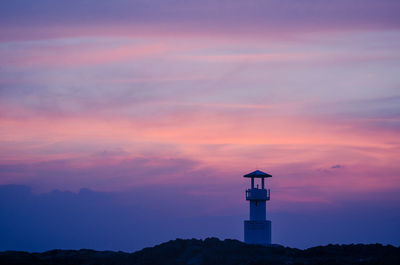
xmin=1 ymin=0 xmax=400 ymax=251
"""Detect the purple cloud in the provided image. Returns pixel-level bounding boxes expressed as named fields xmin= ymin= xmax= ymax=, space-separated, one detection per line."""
xmin=1 ymin=0 xmax=400 ymax=40
xmin=1 ymin=184 xmax=399 ymax=251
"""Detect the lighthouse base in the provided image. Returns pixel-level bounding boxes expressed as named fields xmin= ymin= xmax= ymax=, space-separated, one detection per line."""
xmin=244 ymin=220 xmax=271 ymax=246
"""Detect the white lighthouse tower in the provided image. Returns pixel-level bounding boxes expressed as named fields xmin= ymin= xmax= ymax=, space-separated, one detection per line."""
xmin=243 ymin=170 xmax=272 ymax=245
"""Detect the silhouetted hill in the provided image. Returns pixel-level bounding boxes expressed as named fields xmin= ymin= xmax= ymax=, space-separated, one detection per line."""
xmin=1 ymin=238 xmax=399 ymax=265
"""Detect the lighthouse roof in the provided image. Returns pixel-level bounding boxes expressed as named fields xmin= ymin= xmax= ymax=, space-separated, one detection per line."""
xmin=243 ymin=170 xmax=272 ymax=178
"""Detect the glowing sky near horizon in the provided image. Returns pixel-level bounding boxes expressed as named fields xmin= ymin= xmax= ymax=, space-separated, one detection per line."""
xmin=1 ymin=0 xmax=400 ymax=249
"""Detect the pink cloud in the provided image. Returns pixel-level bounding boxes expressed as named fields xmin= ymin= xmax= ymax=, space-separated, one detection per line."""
xmin=1 ymin=42 xmax=171 ymax=68
xmin=1 ymin=101 xmax=399 ymax=200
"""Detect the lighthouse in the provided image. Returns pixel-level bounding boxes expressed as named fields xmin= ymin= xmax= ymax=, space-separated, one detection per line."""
xmin=243 ymin=170 xmax=272 ymax=245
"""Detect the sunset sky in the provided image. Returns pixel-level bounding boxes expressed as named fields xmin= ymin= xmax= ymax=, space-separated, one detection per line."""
xmin=1 ymin=0 xmax=400 ymax=251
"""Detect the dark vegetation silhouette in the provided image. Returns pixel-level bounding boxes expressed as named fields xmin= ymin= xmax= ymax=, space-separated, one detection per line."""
xmin=1 ymin=238 xmax=399 ymax=265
